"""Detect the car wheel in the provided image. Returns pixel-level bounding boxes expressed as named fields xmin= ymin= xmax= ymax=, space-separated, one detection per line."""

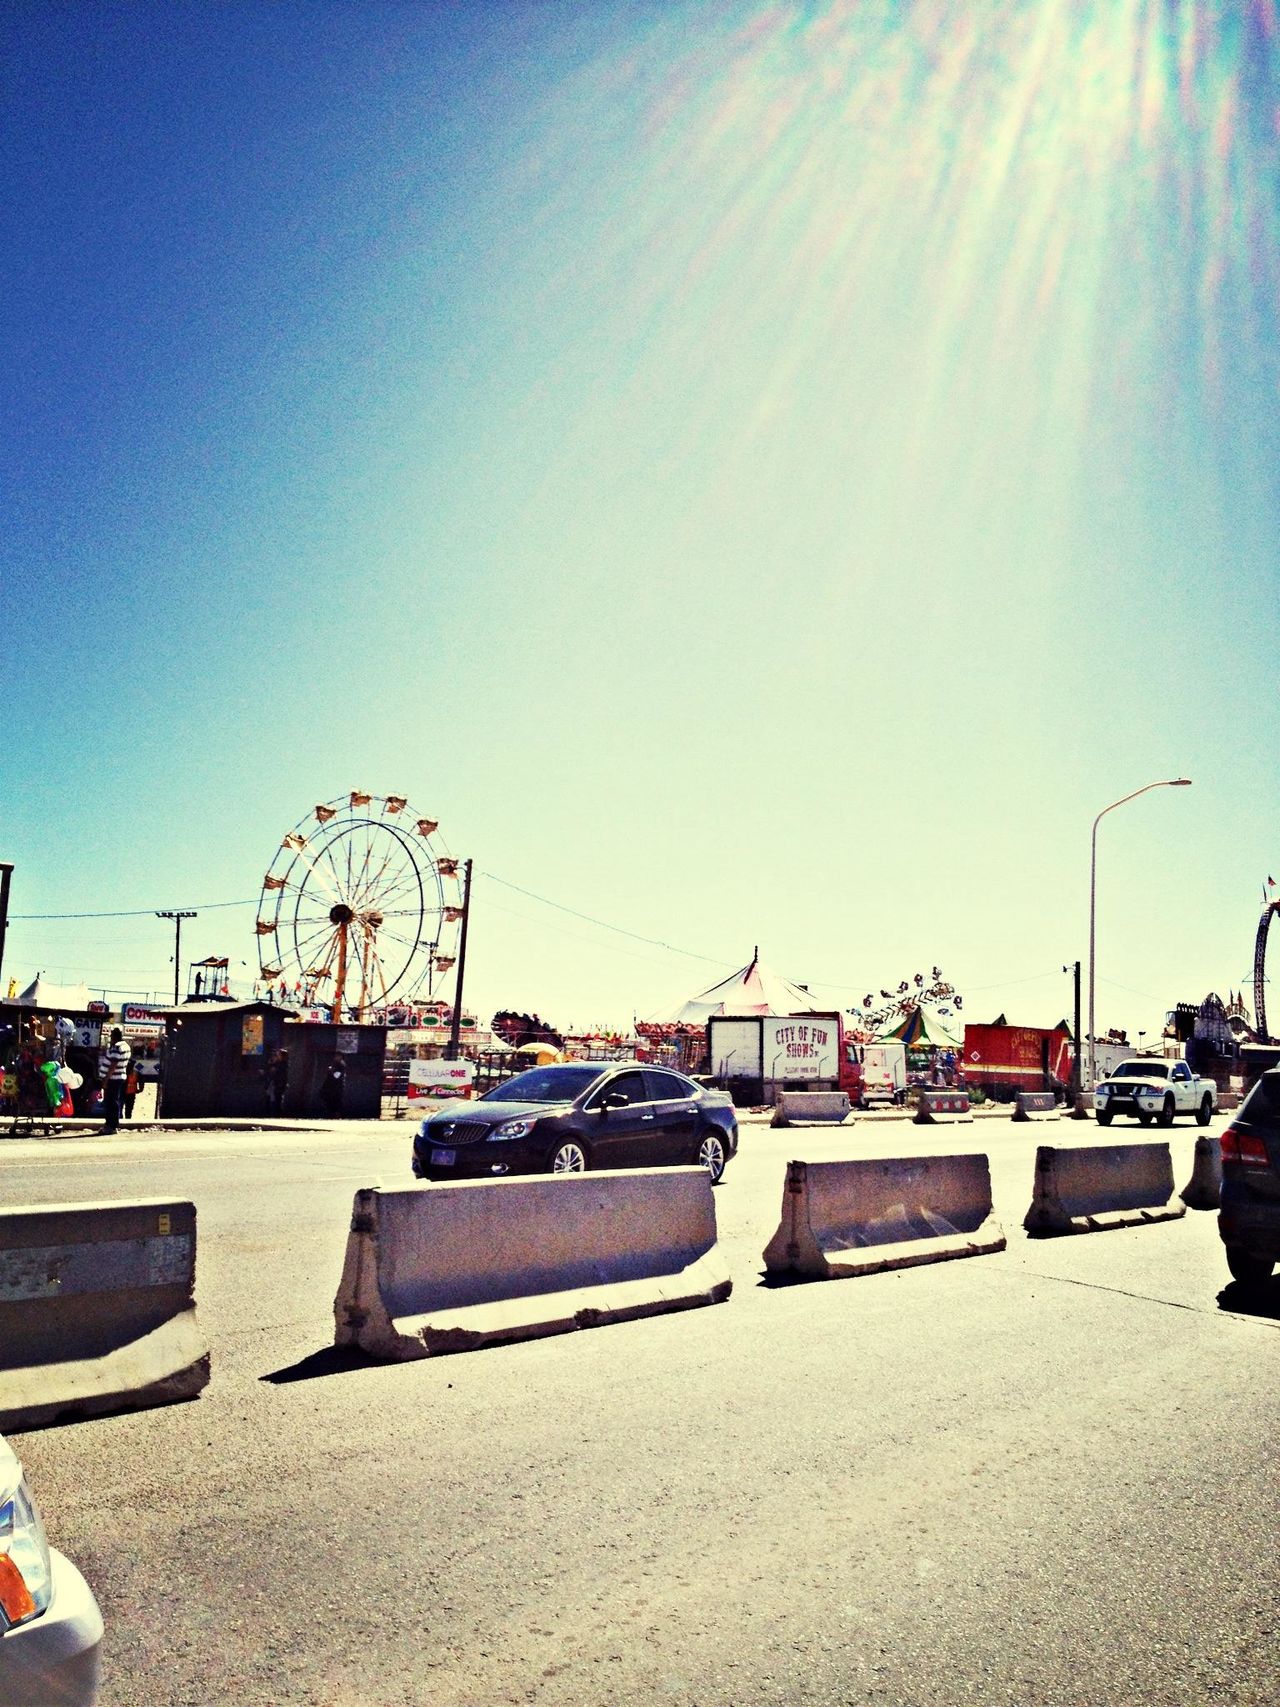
xmin=1158 ymin=1094 xmax=1175 ymax=1127
xmin=696 ymin=1128 xmax=727 ymax=1184
xmin=1225 ymin=1245 xmax=1275 ymax=1289
xmin=1196 ymin=1095 xmax=1213 ymax=1126
xmin=1096 ymin=1110 xmax=1113 ymax=1126
xmin=549 ymin=1140 xmax=588 ymax=1174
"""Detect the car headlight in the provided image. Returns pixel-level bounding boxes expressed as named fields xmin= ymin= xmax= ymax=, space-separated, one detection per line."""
xmin=1096 ymin=1085 xmax=1110 ymax=1097
xmin=491 ymin=1118 xmax=536 ymax=1140
xmin=0 ymin=1471 xmax=53 ymax=1631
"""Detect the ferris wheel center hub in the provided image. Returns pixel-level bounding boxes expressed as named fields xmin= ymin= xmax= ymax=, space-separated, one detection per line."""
xmin=329 ymin=904 xmax=355 ymax=926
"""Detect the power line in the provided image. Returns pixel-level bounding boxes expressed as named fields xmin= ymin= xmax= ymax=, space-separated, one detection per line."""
xmin=10 ymin=872 xmax=1099 ymax=1014
xmin=11 ymin=897 xmax=258 ymax=921
xmin=481 ymin=872 xmax=729 ymax=966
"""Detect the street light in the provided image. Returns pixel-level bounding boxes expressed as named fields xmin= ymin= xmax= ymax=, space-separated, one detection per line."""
xmin=1088 ymin=779 xmax=1191 ymax=1090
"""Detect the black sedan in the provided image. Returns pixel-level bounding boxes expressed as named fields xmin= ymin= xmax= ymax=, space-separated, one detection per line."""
xmin=412 ymin=1062 xmax=738 ymax=1184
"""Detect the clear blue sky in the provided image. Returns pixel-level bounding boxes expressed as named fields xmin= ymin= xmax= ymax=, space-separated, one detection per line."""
xmin=4 ymin=1 xmax=1277 ymax=1040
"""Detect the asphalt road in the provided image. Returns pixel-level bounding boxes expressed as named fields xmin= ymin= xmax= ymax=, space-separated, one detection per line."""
xmin=3 ymin=1110 xmax=1279 ymax=1707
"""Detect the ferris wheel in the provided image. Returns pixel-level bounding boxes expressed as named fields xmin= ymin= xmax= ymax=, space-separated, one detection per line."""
xmin=255 ymin=791 xmax=463 ymax=1021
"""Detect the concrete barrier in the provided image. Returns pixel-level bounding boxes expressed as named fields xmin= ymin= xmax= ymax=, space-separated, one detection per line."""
xmin=334 ymin=1168 xmax=732 ymax=1359
xmin=1218 ymin=1089 xmax=1241 ymax=1112
xmin=1013 ymin=1091 xmax=1059 ymax=1123
xmin=1023 ymin=1143 xmax=1186 ymax=1236
xmin=913 ymin=1090 xmax=973 ymax=1125
xmin=1180 ymin=1135 xmax=1222 ymax=1210
xmin=0 ymin=1198 xmax=209 ymax=1431
xmin=770 ymin=1091 xmax=851 ymax=1127
xmin=762 ymin=1154 xmax=1005 ymax=1280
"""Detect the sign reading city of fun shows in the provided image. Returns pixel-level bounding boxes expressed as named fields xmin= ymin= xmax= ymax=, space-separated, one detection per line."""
xmin=766 ymin=1019 xmax=837 ymax=1079
xmin=408 ymin=1059 xmax=476 ymax=1101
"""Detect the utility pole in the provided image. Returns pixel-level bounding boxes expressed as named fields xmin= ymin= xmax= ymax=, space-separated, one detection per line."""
xmin=446 ymin=858 xmax=474 ymax=1059
xmin=156 ymin=910 xmax=197 ymax=1006
xmin=1063 ymin=961 xmax=1082 ymax=1094
xmin=0 ymin=863 xmax=12 ymax=996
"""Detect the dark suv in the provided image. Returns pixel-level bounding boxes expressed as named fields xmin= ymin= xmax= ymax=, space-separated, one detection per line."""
xmin=412 ymin=1061 xmax=738 ymax=1184
xmin=1218 ymin=1070 xmax=1280 ymax=1288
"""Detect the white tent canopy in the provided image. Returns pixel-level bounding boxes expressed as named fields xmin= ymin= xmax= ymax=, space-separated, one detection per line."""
xmin=647 ymin=949 xmax=829 ymax=1025
xmin=10 ymin=976 xmax=93 ymax=1012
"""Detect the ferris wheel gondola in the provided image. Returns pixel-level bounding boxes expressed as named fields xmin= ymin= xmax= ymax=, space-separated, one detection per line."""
xmin=255 ymin=791 xmax=462 ymax=1021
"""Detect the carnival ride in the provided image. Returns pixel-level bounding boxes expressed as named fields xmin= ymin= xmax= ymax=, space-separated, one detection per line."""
xmin=852 ymin=969 xmax=960 ymax=1037
xmin=255 ymin=792 xmax=462 ymax=1023
xmin=1253 ymin=887 xmax=1280 ymax=1044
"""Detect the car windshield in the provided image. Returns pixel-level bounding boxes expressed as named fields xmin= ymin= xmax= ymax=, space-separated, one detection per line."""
xmin=480 ymin=1066 xmax=601 ymax=1104
xmin=1113 ymin=1061 xmax=1167 ymax=1079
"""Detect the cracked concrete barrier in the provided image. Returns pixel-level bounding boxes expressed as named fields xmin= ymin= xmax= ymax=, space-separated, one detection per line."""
xmin=0 ymin=1199 xmax=209 ymax=1431
xmin=1023 ymin=1142 xmax=1187 ymax=1236
xmin=334 ymin=1168 xmax=732 ymax=1359
xmin=762 ymin=1154 xmax=1005 ymax=1280
xmin=770 ymin=1091 xmax=851 ymax=1127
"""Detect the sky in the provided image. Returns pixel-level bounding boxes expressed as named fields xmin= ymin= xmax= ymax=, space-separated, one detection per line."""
xmin=3 ymin=0 xmax=1278 ymax=1043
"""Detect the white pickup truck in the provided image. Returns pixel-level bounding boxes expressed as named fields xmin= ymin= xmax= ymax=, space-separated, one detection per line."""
xmin=1093 ymin=1058 xmax=1216 ymax=1127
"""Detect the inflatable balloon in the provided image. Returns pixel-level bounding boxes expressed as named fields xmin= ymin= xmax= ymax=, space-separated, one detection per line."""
xmin=39 ymin=1059 xmax=63 ymax=1110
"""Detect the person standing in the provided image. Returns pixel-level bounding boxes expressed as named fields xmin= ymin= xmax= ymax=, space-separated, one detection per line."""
xmin=123 ymin=1058 xmax=141 ymax=1121
xmin=103 ymin=1027 xmax=131 ymax=1134
xmin=266 ymin=1047 xmax=289 ymax=1116
xmin=320 ymin=1058 xmax=345 ymax=1117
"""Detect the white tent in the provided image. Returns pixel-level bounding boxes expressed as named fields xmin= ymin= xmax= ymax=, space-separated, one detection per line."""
xmin=646 ymin=948 xmax=829 ymax=1024
xmin=11 ymin=976 xmax=93 ymax=1012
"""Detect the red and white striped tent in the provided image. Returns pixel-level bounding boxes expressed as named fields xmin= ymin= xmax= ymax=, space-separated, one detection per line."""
xmin=646 ymin=948 xmax=828 ymax=1025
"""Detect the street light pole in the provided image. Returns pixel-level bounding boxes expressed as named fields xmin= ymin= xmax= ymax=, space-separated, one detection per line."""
xmin=1088 ymin=779 xmax=1191 ymax=1091
xmin=156 ymin=910 xmax=197 ymax=1006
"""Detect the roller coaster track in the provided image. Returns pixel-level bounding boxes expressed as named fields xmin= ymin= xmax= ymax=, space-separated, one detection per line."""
xmin=1255 ymin=900 xmax=1279 ymax=1044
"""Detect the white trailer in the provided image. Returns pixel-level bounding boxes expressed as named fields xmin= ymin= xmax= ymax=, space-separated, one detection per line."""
xmin=708 ymin=1014 xmax=842 ymax=1103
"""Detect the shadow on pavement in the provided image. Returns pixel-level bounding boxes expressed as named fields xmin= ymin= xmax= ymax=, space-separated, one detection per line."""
xmin=1216 ymin=1280 xmax=1280 ymax=1323
xmin=261 ymin=1345 xmax=381 ymax=1385
xmin=756 ymin=1268 xmax=813 ymax=1289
